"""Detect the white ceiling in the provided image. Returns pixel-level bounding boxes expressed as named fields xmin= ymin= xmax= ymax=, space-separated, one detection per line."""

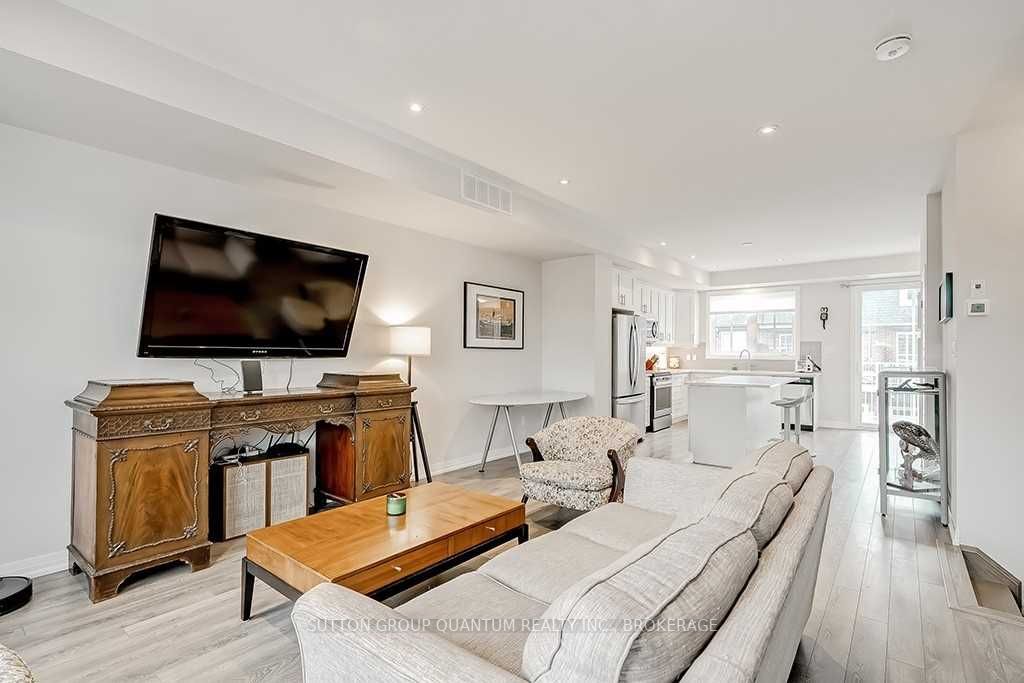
xmin=59 ymin=0 xmax=1024 ymax=270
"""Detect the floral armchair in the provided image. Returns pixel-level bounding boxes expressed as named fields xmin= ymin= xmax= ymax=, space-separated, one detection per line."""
xmin=519 ymin=416 xmax=643 ymax=511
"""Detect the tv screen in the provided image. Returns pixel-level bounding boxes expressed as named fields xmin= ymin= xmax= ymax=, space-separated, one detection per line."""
xmin=138 ymin=214 xmax=368 ymax=358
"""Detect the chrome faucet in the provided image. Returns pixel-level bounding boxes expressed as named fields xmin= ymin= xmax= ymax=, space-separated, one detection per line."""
xmin=738 ymin=349 xmax=752 ymax=372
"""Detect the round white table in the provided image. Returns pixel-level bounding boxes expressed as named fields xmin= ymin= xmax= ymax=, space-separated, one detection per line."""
xmin=469 ymin=391 xmax=587 ymax=471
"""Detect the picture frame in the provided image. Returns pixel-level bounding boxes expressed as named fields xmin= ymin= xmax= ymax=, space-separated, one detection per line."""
xmin=463 ymin=282 xmax=525 ymax=349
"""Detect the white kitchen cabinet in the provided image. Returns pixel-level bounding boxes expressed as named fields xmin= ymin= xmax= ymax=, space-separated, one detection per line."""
xmin=674 ymin=290 xmax=696 ymax=347
xmin=636 ymin=281 xmax=653 ymax=316
xmin=612 ymin=267 xmax=635 ymax=309
xmin=671 ymin=374 xmax=688 ymax=421
xmin=662 ymin=290 xmax=675 ymax=344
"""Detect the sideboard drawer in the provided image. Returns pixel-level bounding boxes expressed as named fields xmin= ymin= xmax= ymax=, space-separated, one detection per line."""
xmin=451 ymin=509 xmax=525 ymax=554
xmin=339 ymin=539 xmax=449 ymax=594
xmin=96 ymin=409 xmax=211 ymax=440
xmin=211 ymin=398 xmax=354 ymax=428
xmin=356 ymin=393 xmax=411 ymax=412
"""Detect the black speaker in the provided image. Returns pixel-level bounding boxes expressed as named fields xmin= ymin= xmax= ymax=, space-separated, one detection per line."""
xmin=240 ymin=360 xmax=263 ymax=394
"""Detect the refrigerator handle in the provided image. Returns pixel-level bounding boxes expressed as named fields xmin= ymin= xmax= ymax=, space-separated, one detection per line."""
xmin=622 ymin=321 xmax=630 ymax=389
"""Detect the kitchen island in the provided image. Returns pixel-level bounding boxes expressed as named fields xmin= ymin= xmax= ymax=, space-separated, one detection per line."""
xmin=688 ymin=374 xmax=797 ymax=467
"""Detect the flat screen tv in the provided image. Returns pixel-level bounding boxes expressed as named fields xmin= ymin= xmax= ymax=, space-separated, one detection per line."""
xmin=138 ymin=214 xmax=368 ymax=358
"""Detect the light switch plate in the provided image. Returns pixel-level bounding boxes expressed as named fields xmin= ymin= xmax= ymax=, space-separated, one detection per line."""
xmin=969 ymin=279 xmax=986 ymax=296
xmin=966 ymin=299 xmax=989 ymax=316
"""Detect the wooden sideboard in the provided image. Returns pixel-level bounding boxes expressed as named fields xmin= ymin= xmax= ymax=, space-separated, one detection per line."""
xmin=65 ymin=372 xmax=413 ymax=602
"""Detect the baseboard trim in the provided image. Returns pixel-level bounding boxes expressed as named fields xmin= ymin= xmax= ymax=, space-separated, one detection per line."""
xmin=425 ymin=449 xmax=519 ymax=477
xmin=818 ymin=421 xmax=875 ymax=431
xmin=0 ymin=549 xmax=67 ymax=578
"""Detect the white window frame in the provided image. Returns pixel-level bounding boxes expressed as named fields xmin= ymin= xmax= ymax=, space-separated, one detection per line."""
xmin=705 ymin=287 xmax=800 ymax=360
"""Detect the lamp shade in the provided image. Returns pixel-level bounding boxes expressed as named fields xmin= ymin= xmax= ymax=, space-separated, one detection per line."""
xmin=389 ymin=326 xmax=431 ymax=356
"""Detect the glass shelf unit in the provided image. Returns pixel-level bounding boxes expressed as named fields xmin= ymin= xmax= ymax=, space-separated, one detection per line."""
xmin=877 ymin=370 xmax=948 ymax=526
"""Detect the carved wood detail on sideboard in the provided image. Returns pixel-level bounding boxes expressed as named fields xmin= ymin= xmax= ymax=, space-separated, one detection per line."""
xmin=66 ymin=373 xmax=414 ymax=602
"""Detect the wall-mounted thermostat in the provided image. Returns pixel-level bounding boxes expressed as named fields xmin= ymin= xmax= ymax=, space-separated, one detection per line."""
xmin=969 ymin=279 xmax=986 ymax=296
xmin=966 ymin=299 xmax=989 ymax=316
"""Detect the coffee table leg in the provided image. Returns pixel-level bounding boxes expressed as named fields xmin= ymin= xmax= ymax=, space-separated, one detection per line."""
xmin=516 ymin=524 xmax=529 ymax=544
xmin=241 ymin=558 xmax=255 ymax=621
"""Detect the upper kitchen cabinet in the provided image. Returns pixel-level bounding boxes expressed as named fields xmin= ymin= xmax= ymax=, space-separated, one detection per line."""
xmin=636 ymin=281 xmax=674 ymax=344
xmin=611 ymin=267 xmax=635 ymax=309
xmin=674 ymin=290 xmax=697 ymax=347
xmin=662 ymin=290 xmax=675 ymax=344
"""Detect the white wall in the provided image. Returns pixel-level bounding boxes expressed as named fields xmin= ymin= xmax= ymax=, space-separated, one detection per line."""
xmin=541 ymin=255 xmax=612 ymax=417
xmin=940 ymin=122 xmax=1024 ymax=579
xmin=0 ymin=123 xmax=546 ymax=574
xmin=680 ymin=283 xmax=855 ymax=427
xmin=709 ymin=253 xmax=920 ymax=289
xmin=921 ymin=192 xmax=944 ymax=370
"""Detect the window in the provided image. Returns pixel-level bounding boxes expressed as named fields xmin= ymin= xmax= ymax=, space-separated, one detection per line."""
xmin=707 ymin=289 xmax=798 ymax=359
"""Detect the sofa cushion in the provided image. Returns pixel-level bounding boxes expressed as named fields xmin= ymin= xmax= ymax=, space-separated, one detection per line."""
xmin=521 ymin=516 xmax=758 ymax=682
xmin=748 ymin=440 xmax=813 ymax=493
xmin=710 ymin=470 xmax=794 ymax=549
xmin=559 ymin=502 xmax=673 ymax=552
xmin=623 ymin=457 xmax=734 ymax=520
xmin=520 ymin=460 xmax=612 ymax=491
xmin=479 ymin=529 xmax=625 ymax=603
xmin=397 ymin=572 xmax=548 ymax=674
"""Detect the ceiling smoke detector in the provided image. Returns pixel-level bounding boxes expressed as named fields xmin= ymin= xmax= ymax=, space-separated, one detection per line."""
xmin=875 ymin=34 xmax=912 ymax=62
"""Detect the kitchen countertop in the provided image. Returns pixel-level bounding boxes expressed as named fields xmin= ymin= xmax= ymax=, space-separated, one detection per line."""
xmin=687 ymin=374 xmax=798 ymax=388
xmin=647 ymin=368 xmax=820 ymax=378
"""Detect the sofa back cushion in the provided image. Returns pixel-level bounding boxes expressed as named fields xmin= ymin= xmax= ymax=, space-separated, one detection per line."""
xmin=521 ymin=516 xmax=758 ymax=682
xmin=749 ymin=440 xmax=813 ymax=493
xmin=710 ymin=470 xmax=794 ymax=549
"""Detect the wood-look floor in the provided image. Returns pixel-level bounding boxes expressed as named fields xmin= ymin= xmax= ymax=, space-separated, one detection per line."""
xmin=2 ymin=424 xmax=1021 ymax=681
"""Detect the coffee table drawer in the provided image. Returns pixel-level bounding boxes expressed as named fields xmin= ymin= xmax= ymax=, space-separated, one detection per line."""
xmin=451 ymin=510 xmax=521 ymax=554
xmin=339 ymin=539 xmax=450 ymax=594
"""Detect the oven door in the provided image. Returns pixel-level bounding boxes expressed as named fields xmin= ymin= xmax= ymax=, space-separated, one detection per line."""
xmin=652 ymin=380 xmax=673 ymax=418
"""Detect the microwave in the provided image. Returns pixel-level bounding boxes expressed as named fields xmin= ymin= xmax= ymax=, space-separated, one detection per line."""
xmin=643 ymin=317 xmax=660 ymax=343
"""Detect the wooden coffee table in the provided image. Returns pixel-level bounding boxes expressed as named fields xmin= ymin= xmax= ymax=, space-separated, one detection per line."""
xmin=241 ymin=482 xmax=527 ymax=619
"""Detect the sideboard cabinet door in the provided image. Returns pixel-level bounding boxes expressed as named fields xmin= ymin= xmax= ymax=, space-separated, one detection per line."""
xmin=97 ymin=431 xmax=210 ymax=569
xmin=355 ymin=408 xmax=410 ymax=500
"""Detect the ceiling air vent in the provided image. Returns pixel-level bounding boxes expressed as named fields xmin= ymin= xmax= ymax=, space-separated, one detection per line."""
xmin=461 ymin=171 xmax=512 ymax=215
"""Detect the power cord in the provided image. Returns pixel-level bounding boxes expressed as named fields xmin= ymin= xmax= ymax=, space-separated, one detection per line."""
xmin=212 ymin=359 xmax=241 ymax=392
xmin=286 ymin=358 xmax=295 ymax=391
xmin=194 ymin=359 xmax=231 ymax=393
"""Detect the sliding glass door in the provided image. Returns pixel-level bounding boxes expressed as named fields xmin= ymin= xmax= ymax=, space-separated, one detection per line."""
xmin=852 ymin=283 xmax=922 ymax=426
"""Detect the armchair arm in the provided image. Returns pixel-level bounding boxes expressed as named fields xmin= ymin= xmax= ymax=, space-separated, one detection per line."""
xmin=525 ymin=437 xmax=544 ymax=462
xmin=292 ymin=584 xmax=523 ymax=683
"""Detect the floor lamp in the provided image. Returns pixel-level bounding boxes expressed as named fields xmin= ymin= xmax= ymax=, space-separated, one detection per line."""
xmin=389 ymin=326 xmax=432 ymax=482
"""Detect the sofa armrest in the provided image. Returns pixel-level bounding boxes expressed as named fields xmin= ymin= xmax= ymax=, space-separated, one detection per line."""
xmin=291 ymin=583 xmax=523 ymax=683
xmin=623 ymin=456 xmax=732 ymax=518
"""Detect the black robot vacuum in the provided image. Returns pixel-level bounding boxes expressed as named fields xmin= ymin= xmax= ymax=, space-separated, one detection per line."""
xmin=0 ymin=576 xmax=32 ymax=615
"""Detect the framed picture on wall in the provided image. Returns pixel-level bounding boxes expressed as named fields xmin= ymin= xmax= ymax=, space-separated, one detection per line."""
xmin=464 ymin=282 xmax=525 ymax=349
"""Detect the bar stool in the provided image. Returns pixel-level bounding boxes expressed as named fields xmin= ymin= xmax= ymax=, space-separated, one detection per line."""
xmin=771 ymin=390 xmax=813 ymax=444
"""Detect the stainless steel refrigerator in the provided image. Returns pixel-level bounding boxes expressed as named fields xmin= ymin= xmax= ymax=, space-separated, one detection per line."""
xmin=612 ymin=312 xmax=647 ymax=433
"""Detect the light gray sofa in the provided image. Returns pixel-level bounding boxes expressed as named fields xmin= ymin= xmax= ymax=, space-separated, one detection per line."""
xmin=292 ymin=440 xmax=833 ymax=682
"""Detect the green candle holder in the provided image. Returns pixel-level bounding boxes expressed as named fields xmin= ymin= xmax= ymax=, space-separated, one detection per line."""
xmin=386 ymin=492 xmax=407 ymax=516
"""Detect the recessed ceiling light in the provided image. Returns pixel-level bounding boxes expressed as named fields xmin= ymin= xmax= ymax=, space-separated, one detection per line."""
xmin=559 ymin=178 xmax=570 ymax=185
xmin=741 ymin=241 xmax=754 ymax=247
xmin=409 ymin=102 xmax=424 ymax=113
xmin=659 ymin=241 xmax=668 ymax=247
xmin=756 ymin=124 xmax=779 ymax=136
xmin=689 ymin=254 xmax=697 ymax=259
xmin=875 ymin=34 xmax=912 ymax=62
xmin=777 ymin=258 xmax=784 ymax=262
